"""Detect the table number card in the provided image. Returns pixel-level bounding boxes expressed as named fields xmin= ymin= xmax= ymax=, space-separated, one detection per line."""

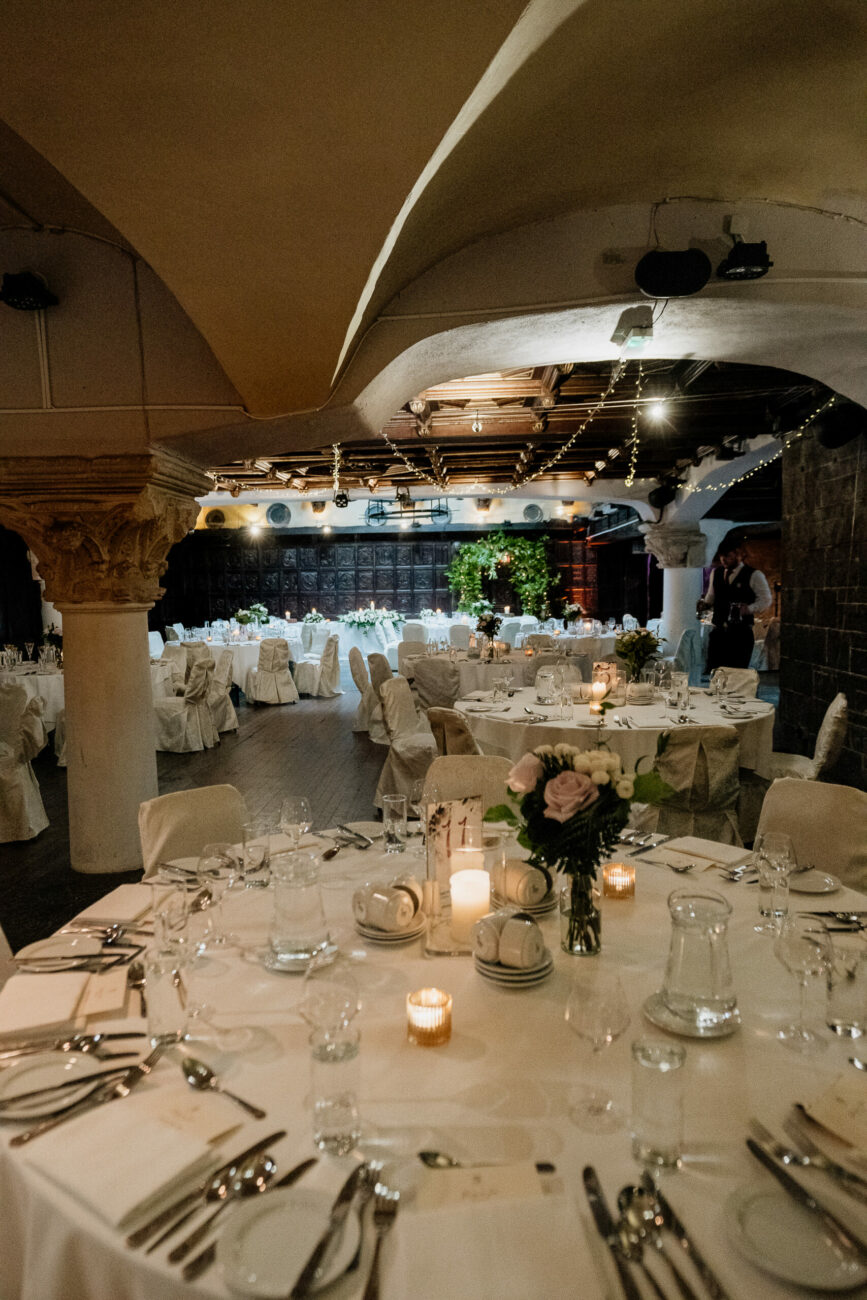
xmin=426 ymin=796 xmax=482 ymax=893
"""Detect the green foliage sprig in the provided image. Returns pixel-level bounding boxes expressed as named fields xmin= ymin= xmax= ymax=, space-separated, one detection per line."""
xmin=445 ymin=530 xmax=558 ymax=618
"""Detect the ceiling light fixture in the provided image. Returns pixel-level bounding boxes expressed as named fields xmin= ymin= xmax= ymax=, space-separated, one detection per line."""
xmin=471 ymin=411 xmax=483 ymax=434
xmin=645 ymin=398 xmax=668 ymax=421
xmin=311 ymin=501 xmax=327 ymax=515
xmin=634 ymin=248 xmax=712 ymax=297
xmin=475 ymin=497 xmax=492 ymax=514
xmin=0 ymin=270 xmax=58 ymax=310
xmin=717 ymin=238 xmax=773 ymax=281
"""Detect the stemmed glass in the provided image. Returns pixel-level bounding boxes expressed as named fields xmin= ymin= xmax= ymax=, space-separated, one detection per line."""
xmin=196 ymin=842 xmax=241 ymax=947
xmin=774 ymin=915 xmax=833 ymax=1054
xmin=280 ymin=796 xmax=313 ymax=848
xmin=565 ymin=969 xmax=631 ymax=1130
xmin=24 ymin=642 xmax=34 ymax=662
xmin=753 ymin=831 xmax=795 ymax=935
xmin=408 ymin=779 xmax=427 ymax=857
xmin=709 ymin=668 xmax=728 ymax=700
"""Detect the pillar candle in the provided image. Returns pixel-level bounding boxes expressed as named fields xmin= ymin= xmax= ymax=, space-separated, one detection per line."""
xmin=449 ymin=868 xmax=490 ymax=942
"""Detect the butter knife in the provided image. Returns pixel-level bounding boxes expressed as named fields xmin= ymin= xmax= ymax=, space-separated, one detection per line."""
xmin=336 ymin=824 xmax=373 ymax=847
xmin=181 ymin=1156 xmax=318 ymax=1282
xmin=642 ymin=1176 xmax=732 ymax=1300
xmin=10 ymin=1047 xmax=163 ymax=1146
xmin=290 ymin=1163 xmax=368 ymax=1297
xmin=582 ymin=1166 xmax=642 ymax=1300
xmin=746 ymin=1138 xmax=867 ymax=1261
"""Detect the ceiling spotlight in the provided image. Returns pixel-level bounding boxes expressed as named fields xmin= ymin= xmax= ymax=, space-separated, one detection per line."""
xmin=322 ymin=524 xmax=332 ymax=534
xmin=585 ymin=470 xmax=596 ymax=483
xmin=607 ymin=447 xmax=620 ymax=459
xmin=717 ymin=239 xmax=773 ymax=281
xmin=595 ymin=460 xmax=607 ymax=472
xmin=249 ymin=523 xmax=262 ymax=537
xmin=475 ymin=497 xmax=492 ymax=514
xmin=229 ymin=484 xmax=241 ymax=498
xmin=645 ymin=398 xmax=668 ymax=421
xmin=471 ymin=412 xmax=483 ymax=434
xmin=0 ymin=270 xmax=58 ymax=310
xmin=311 ymin=501 xmax=327 ymax=515
xmin=333 ymin=491 xmax=350 ymax=509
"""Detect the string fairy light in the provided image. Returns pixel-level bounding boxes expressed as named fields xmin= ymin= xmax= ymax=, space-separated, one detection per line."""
xmin=624 ymin=361 xmax=643 ymax=488
xmin=332 ymin=443 xmax=341 ymax=494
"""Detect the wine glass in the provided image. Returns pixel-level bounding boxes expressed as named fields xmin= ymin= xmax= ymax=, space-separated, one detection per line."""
xmin=300 ymin=949 xmax=360 ymax=1033
xmin=774 ymin=916 xmax=833 ymax=1054
xmin=196 ymin=842 xmax=241 ymax=947
xmin=753 ymin=831 xmax=795 ymax=935
xmin=408 ymin=779 xmax=427 ymax=857
xmin=709 ymin=668 xmax=728 ymax=700
xmin=24 ymin=642 xmax=34 ymax=662
xmin=280 ymin=796 xmax=313 ymax=849
xmin=241 ymin=819 xmax=272 ymax=889
xmin=565 ymin=969 xmax=631 ymax=1130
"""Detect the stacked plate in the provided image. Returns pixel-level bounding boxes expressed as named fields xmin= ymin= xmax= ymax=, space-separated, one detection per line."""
xmin=474 ymin=948 xmax=554 ymax=987
xmin=355 ymin=914 xmax=427 ymax=944
xmin=491 ymin=890 xmax=556 ymax=917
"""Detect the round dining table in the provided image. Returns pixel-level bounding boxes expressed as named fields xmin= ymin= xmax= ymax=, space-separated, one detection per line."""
xmin=1 ymin=831 xmax=864 ymax=1299
xmin=0 ymin=666 xmax=65 ymax=730
xmin=456 ymin=685 xmax=775 ymax=779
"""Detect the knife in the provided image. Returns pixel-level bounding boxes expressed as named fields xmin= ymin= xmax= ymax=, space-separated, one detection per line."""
xmin=336 ymin=824 xmax=373 ymax=847
xmin=128 ymin=1128 xmax=288 ymax=1249
xmin=290 ymin=1162 xmax=368 ymax=1297
xmin=746 ymin=1138 xmax=867 ymax=1261
xmin=582 ymin=1166 xmax=642 ymax=1300
xmin=181 ymin=1156 xmax=318 ymax=1282
xmin=0 ymin=1066 xmax=131 ymax=1109
xmin=646 ymin=1178 xmax=732 ymax=1300
xmin=10 ymin=1047 xmax=164 ymax=1146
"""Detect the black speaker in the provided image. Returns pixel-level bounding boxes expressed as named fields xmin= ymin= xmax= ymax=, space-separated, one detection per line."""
xmin=648 ymin=482 xmax=678 ymax=510
xmin=635 ymin=249 xmax=711 ymax=298
xmin=814 ymin=401 xmax=866 ymax=450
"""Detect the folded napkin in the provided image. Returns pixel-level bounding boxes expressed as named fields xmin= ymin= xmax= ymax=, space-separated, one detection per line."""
xmin=472 ymin=914 xmax=545 ymax=969
xmin=383 ymin=1193 xmax=602 ymax=1300
xmin=353 ymin=884 xmax=415 ymax=931
xmin=74 ymin=883 xmax=152 ymax=925
xmin=0 ymin=972 xmax=89 ymax=1040
xmin=491 ymin=859 xmax=549 ymax=906
xmin=663 ymin=837 xmax=751 ymax=867
xmin=472 ymin=912 xmax=511 ymax=963
xmin=464 ymin=690 xmax=492 ymax=701
xmin=805 ymin=1074 xmax=867 ymax=1158
xmin=23 ymin=1098 xmax=222 ymax=1228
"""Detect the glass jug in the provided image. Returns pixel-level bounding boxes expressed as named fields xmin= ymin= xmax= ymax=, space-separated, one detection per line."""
xmin=270 ymin=850 xmax=332 ymax=969
xmin=661 ymin=890 xmax=739 ymax=1034
xmin=535 ymin=667 xmax=557 ymax=704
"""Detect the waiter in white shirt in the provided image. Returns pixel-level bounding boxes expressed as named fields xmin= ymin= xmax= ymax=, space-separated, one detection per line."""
xmin=697 ymin=538 xmax=773 ymax=670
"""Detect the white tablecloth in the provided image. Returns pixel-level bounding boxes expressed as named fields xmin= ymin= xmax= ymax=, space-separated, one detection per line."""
xmin=457 ymin=685 xmax=775 ymax=777
xmin=0 ymin=668 xmax=65 ymax=730
xmin=2 ymin=839 xmax=865 ymax=1299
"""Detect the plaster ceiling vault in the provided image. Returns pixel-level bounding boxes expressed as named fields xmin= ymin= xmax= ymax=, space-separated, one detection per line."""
xmin=0 ymin=0 xmax=864 ymax=487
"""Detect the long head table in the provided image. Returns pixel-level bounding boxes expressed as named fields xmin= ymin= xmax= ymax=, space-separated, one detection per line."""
xmin=2 ymin=835 xmax=866 ymax=1298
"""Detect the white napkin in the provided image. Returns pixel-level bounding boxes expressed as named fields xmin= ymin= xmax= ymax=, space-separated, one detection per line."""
xmin=464 ymin=690 xmax=491 ymax=701
xmin=74 ymin=884 xmax=152 ymax=925
xmin=383 ymin=1194 xmax=603 ymax=1300
xmin=24 ymin=1100 xmax=220 ymax=1227
xmin=492 ymin=860 xmax=549 ymax=905
xmin=472 ymin=913 xmax=510 ymax=963
xmin=663 ymin=837 xmax=751 ymax=867
xmin=0 ymin=972 xmax=89 ymax=1039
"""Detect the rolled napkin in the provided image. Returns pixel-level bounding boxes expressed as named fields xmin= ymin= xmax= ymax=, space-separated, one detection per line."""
xmin=491 ymin=859 xmax=550 ymax=906
xmin=498 ymin=916 xmax=546 ymax=969
xmin=391 ymin=873 xmax=423 ymax=913
xmin=471 ymin=911 xmax=512 ymax=963
xmin=353 ymin=883 xmax=416 ymax=931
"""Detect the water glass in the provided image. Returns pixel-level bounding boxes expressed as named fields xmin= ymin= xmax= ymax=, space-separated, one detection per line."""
xmin=270 ymin=850 xmax=331 ymax=967
xmin=144 ymin=949 xmax=187 ymax=1048
xmin=631 ymin=1039 xmax=686 ymax=1168
xmin=279 ymin=796 xmax=313 ymax=849
xmin=310 ymin=1026 xmax=361 ymax=1155
xmin=753 ymin=832 xmax=794 ymax=935
xmin=242 ymin=820 xmax=272 ymax=888
xmin=382 ymin=794 xmax=407 ymax=854
xmin=827 ymin=947 xmax=867 ymax=1039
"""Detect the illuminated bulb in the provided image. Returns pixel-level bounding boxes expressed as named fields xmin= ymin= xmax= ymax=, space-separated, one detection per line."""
xmin=322 ymin=524 xmax=332 ymax=534
xmin=249 ymin=524 xmax=261 ymax=537
xmin=646 ymin=398 xmax=668 ymax=421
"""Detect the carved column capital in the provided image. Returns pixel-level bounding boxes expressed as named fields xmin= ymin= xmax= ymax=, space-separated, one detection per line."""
xmin=639 ymin=522 xmax=707 ymax=569
xmin=0 ymin=449 xmax=210 ymax=604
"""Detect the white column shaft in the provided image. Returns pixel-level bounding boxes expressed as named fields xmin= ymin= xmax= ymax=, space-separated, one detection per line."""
xmin=660 ymin=567 xmax=704 ymax=653
xmin=59 ymin=603 xmax=157 ymax=873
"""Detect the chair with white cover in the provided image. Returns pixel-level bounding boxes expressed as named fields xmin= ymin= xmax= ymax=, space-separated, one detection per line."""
xmin=153 ymin=659 xmax=219 ymax=752
xmin=498 ymin=619 xmax=522 ymax=648
xmin=348 ymin=647 xmax=387 ymax=742
xmin=660 ymin=628 xmax=705 ymax=686
xmin=376 ymin=622 xmax=399 ymax=670
xmin=287 ymin=635 xmax=305 ymax=665
xmin=374 ymin=676 xmax=437 ymax=808
xmin=138 ymin=783 xmax=248 ymax=877
xmin=757 ymin=778 xmax=867 ymax=890
xmin=716 ymin=667 xmax=759 ymax=697
xmin=209 ymin=648 xmax=240 ymax=730
xmin=449 ymin=624 xmax=471 ymax=651
xmin=295 ymin=634 xmax=342 ymax=698
xmin=761 ymin=616 xmax=781 ymax=671
xmin=397 ymin=640 xmax=426 ymax=678
xmin=383 ymin=619 xmax=401 ymax=646
xmin=309 ymin=625 xmax=331 ymax=656
xmin=412 ymin=658 xmax=461 ymax=710
xmin=768 ymin=692 xmax=848 ymax=781
xmin=368 ymin=652 xmax=393 ymax=695
xmin=148 ymin=630 xmax=164 ymax=657
xmin=160 ymin=643 xmax=187 ymax=692
xmin=526 ymin=633 xmax=555 ymax=650
xmin=184 ymin=641 xmax=212 ymax=676
xmin=0 ymin=683 xmax=49 ymax=842
xmin=622 ymin=614 xmax=639 ymax=631
xmin=245 ymin=638 xmax=299 ymax=705
xmin=427 ymin=708 xmax=481 ymax=756
xmin=422 ymin=754 xmax=512 ymax=816
xmin=402 ymin=621 xmax=426 ymax=645
xmin=646 ymin=618 xmax=663 ymax=637
xmin=642 ymin=724 xmax=743 ymax=844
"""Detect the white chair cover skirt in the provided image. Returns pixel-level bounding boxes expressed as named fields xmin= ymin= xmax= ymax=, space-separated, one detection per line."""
xmin=245 ymin=639 xmax=299 ymax=705
xmin=0 ymin=684 xmax=49 ymax=842
xmin=153 ymin=660 xmax=219 ymax=752
xmin=138 ymin=783 xmax=248 ymax=876
xmin=294 ymin=635 xmax=342 ymax=697
xmin=402 ymin=622 xmax=426 ymax=644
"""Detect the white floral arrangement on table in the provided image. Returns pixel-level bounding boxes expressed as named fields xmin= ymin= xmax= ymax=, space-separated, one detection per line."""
xmin=614 ymin=628 xmax=662 ymax=682
xmin=418 ymin=607 xmax=436 ymax=619
xmin=339 ymin=609 xmax=405 ymax=632
xmin=234 ymin=607 xmax=253 ymax=626
xmin=235 ymin=603 xmax=269 ymax=627
xmin=303 ymin=611 xmax=325 ymax=624
xmin=562 ymin=601 xmax=585 ymax=623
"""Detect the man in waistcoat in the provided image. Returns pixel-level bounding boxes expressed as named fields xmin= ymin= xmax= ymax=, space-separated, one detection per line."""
xmin=697 ymin=540 xmax=772 ymax=670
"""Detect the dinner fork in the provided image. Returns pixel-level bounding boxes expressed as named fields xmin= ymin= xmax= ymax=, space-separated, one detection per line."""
xmin=362 ymin=1183 xmax=400 ymax=1300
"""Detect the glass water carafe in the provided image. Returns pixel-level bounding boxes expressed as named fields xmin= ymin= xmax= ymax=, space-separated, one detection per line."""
xmin=270 ymin=850 xmax=332 ymax=969
xmin=661 ymin=890 xmax=739 ymax=1033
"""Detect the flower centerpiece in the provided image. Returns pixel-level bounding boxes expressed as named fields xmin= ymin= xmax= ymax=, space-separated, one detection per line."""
xmin=234 ymin=607 xmax=253 ymax=626
xmin=485 ymin=744 xmax=668 ymax=954
xmin=561 ymin=601 xmax=584 ymax=629
xmin=418 ymin=607 xmax=435 ymax=620
xmin=42 ymin=623 xmax=62 ymax=650
xmin=339 ymin=608 xmax=405 ymax=633
xmin=248 ymin=602 xmax=269 ymax=627
xmin=303 ymin=611 xmax=325 ymax=624
xmin=614 ymin=628 xmax=662 ymax=682
xmin=475 ymin=611 xmax=502 ymax=660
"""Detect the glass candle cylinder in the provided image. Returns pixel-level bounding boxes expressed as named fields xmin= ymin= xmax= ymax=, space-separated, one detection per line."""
xmin=603 ymin=863 xmax=635 ymax=899
xmin=407 ymin=988 xmax=452 ymax=1046
xmin=449 ymin=869 xmax=490 ymax=942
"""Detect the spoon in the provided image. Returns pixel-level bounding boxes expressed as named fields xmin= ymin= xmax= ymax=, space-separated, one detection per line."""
xmin=167 ymin=1153 xmax=277 ymax=1263
xmin=618 ymin=1186 xmax=700 ymax=1299
xmin=127 ymin=960 xmax=147 ymax=1016
xmin=180 ymin=1056 xmax=267 ymax=1119
xmin=616 ymin=1221 xmax=667 ymax=1299
xmin=667 ymin=861 xmax=696 ymax=874
xmin=418 ymin=1150 xmax=556 ymax=1175
xmin=850 ymin=1057 xmax=867 ymax=1072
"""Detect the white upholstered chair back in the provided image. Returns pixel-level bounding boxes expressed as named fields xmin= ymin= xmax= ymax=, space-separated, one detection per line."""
xmin=160 ymin=643 xmax=187 ymax=688
xmin=148 ymin=630 xmax=164 ymax=657
xmin=422 ymin=754 xmax=512 ymax=816
xmin=411 ymin=658 xmax=461 ymax=710
xmin=138 ymin=783 xmax=248 ymax=877
xmin=758 ymin=778 xmax=867 ymax=889
xmin=287 ymin=636 xmax=305 ymax=663
xmin=310 ymin=625 xmax=331 ymax=655
xmin=213 ymin=648 xmax=234 ymax=689
xmin=813 ymin=693 xmax=848 ymax=776
xmin=0 ymin=683 xmax=49 ymax=843
xmin=0 ymin=682 xmax=28 ymax=751
xmin=648 ymin=724 xmax=742 ymax=844
xmin=318 ymin=636 xmax=341 ymax=696
xmin=402 ymin=622 xmax=426 ymax=644
xmin=380 ymin=676 xmax=423 ymax=740
xmin=0 ymin=921 xmax=14 ymax=987
xmin=449 ymin=624 xmax=471 ymax=650
xmin=717 ymin=667 xmax=759 ymax=697
xmin=184 ymin=659 xmax=214 ymax=702
xmin=257 ymin=638 xmax=290 ymax=673
xmin=368 ymin=653 xmax=393 ymax=695
xmin=348 ymin=646 xmax=369 ymax=694
xmin=427 ymin=708 xmax=481 ymax=756
xmin=498 ymin=620 xmax=521 ymax=648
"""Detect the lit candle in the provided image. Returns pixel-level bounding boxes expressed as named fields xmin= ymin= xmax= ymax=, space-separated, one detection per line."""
xmin=370 ymin=600 xmax=375 ymax=609
xmin=312 ymin=607 xmax=317 ymax=614
xmin=449 ymin=868 xmax=490 ymax=943
xmin=603 ymin=862 xmax=635 ymax=898
xmin=590 ymin=680 xmax=607 ymax=718
xmin=436 ymin=608 xmax=442 ymax=615
xmin=407 ymin=988 xmax=452 ymax=1046
xmin=504 ymin=605 xmax=510 ymax=614
xmin=285 ymin=610 xmax=291 ymax=620
xmin=524 ymin=645 xmax=534 ymax=657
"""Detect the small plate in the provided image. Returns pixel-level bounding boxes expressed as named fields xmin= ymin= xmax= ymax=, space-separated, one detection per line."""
xmin=790 ymin=871 xmax=841 ymax=895
xmin=474 ymin=959 xmax=554 ymax=988
xmin=462 ymin=703 xmax=497 ymax=713
xmin=724 ymin=1185 xmax=867 ymax=1290
xmin=642 ymin=991 xmax=740 ymax=1039
xmin=219 ymin=1185 xmax=361 ymax=1297
xmin=15 ymin=934 xmax=102 ymax=970
xmin=0 ymin=1051 xmax=107 ymax=1118
xmin=356 ymin=915 xmax=427 ymax=944
xmin=492 ymin=891 xmax=556 ymax=916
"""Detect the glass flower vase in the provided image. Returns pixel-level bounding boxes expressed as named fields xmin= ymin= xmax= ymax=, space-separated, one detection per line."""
xmin=559 ymin=874 xmax=601 ymax=956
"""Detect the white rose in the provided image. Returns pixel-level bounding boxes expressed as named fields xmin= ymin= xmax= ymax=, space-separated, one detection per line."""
xmin=534 ymin=745 xmax=555 ymax=758
xmin=572 ymin=754 xmax=593 ymax=774
xmin=587 ymin=749 xmax=609 ymax=767
xmin=590 ymin=769 xmax=610 ymax=785
xmin=616 ymin=778 xmax=635 ymax=799
xmin=554 ymin=743 xmax=577 ymax=761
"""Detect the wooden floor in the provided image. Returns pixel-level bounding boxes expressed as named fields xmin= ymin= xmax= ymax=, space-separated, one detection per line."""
xmin=0 ymin=676 xmax=384 ymax=951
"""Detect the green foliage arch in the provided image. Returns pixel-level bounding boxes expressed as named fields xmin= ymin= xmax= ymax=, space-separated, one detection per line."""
xmin=445 ymin=529 xmax=559 ymax=618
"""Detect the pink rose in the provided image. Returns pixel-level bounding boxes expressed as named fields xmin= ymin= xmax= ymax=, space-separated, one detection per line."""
xmin=507 ymin=752 xmax=544 ymax=793
xmin=543 ymin=770 xmax=599 ymax=822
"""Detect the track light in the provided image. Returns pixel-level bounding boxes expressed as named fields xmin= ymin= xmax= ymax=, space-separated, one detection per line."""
xmin=0 ymin=270 xmax=58 ymax=310
xmin=332 ymin=491 xmax=350 ymax=509
xmin=716 ymin=239 xmax=773 ymax=281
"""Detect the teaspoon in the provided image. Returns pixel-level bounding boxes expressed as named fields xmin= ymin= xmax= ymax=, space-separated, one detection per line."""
xmin=180 ymin=1056 xmax=267 ymax=1118
xmin=618 ymin=1186 xmax=700 ymax=1299
xmin=168 ymin=1153 xmax=277 ymax=1262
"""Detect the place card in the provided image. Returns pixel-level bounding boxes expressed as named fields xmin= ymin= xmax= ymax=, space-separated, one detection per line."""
xmin=805 ymin=1074 xmax=867 ymax=1155
xmin=78 ymin=967 xmax=130 ymax=1020
xmin=414 ymin=1162 xmax=543 ymax=1211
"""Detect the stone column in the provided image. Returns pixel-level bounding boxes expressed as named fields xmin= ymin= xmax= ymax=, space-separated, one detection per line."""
xmin=640 ymin=523 xmax=707 ymax=653
xmin=0 ymin=450 xmax=209 ymax=873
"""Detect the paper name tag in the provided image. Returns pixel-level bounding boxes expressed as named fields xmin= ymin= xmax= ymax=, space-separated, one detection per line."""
xmin=806 ymin=1073 xmax=867 ymax=1154
xmin=136 ymin=1082 xmax=241 ymax=1144
xmin=78 ymin=968 xmax=130 ymax=1019
xmin=414 ymin=1162 xmax=543 ymax=1211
